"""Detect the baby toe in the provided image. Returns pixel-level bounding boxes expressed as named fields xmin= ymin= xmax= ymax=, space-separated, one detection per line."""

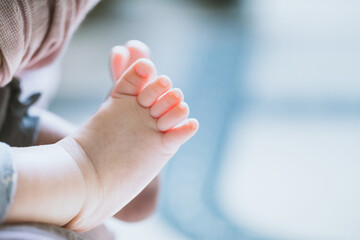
xmin=156 ymin=102 xmax=189 ymax=132
xmin=150 ymin=88 xmax=183 ymax=118
xmin=162 ymin=118 xmax=199 ymax=149
xmin=111 ymin=45 xmax=130 ymax=81
xmin=137 ymin=75 xmax=172 ymax=108
xmin=112 ymin=59 xmax=156 ymax=97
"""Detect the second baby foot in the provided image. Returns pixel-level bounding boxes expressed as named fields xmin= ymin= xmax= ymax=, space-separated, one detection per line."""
xmin=62 ymin=59 xmax=198 ymax=231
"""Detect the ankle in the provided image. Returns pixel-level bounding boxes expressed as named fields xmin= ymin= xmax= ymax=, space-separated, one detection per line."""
xmin=57 ymin=137 xmax=104 ymax=230
xmin=7 ymin=143 xmax=87 ymax=226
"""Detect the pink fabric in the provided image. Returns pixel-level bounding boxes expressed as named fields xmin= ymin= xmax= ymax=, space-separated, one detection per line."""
xmin=0 ymin=0 xmax=100 ymax=87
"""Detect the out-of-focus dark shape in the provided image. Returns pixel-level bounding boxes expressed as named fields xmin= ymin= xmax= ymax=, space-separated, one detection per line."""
xmin=192 ymin=0 xmax=238 ymax=8
xmin=86 ymin=0 xmax=122 ymax=19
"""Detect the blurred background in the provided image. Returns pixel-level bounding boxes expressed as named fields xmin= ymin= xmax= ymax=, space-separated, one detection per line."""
xmin=23 ymin=0 xmax=360 ymax=239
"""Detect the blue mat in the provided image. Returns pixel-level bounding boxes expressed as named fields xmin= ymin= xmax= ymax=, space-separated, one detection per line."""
xmin=159 ymin=10 xmax=270 ymax=240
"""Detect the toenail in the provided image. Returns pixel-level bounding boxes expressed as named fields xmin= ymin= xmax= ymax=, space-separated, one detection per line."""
xmin=111 ymin=45 xmax=128 ymax=56
xmin=172 ymin=90 xmax=182 ymax=99
xmin=181 ymin=102 xmax=190 ymax=115
xmin=135 ymin=63 xmax=149 ymax=78
xmin=179 ymin=102 xmax=188 ymax=110
xmin=189 ymin=119 xmax=198 ymax=129
xmin=158 ymin=77 xmax=169 ymax=88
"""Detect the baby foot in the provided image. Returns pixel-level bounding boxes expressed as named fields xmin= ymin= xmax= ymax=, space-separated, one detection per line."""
xmin=62 ymin=59 xmax=198 ymax=231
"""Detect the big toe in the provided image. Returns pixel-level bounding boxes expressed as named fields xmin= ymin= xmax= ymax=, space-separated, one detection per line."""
xmin=126 ymin=40 xmax=151 ymax=65
xmin=111 ymin=45 xmax=130 ymax=81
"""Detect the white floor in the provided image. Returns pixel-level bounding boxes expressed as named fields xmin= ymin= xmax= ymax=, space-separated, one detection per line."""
xmin=105 ymin=214 xmax=189 ymax=240
xmin=219 ymin=110 xmax=360 ymax=239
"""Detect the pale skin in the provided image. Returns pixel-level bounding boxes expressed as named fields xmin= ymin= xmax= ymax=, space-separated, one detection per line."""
xmin=3 ymin=41 xmax=199 ymax=231
xmin=34 ymin=41 xmax=161 ymax=222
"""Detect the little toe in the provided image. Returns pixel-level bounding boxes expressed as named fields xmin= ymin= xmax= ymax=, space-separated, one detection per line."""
xmin=156 ymin=102 xmax=189 ymax=132
xmin=162 ymin=119 xmax=199 ymax=149
xmin=111 ymin=46 xmax=130 ymax=81
xmin=150 ymin=88 xmax=183 ymax=118
xmin=137 ymin=75 xmax=172 ymax=108
xmin=126 ymin=40 xmax=151 ymax=67
xmin=112 ymin=59 xmax=156 ymax=97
